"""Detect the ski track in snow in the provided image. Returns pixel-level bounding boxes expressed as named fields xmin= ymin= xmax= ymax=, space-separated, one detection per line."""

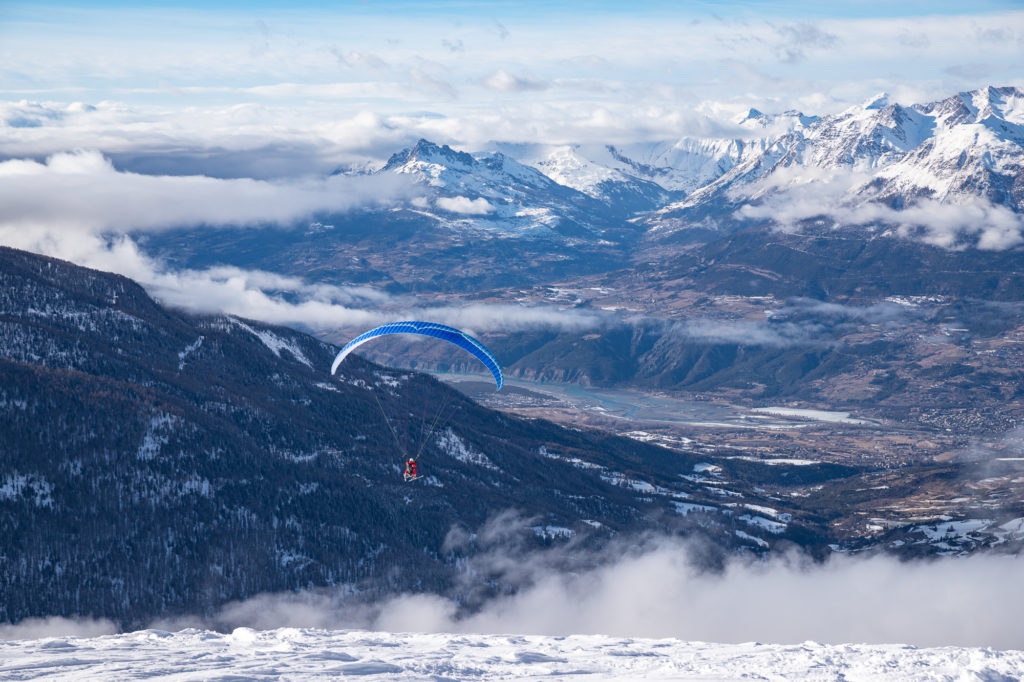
xmin=1 ymin=628 xmax=1022 ymax=680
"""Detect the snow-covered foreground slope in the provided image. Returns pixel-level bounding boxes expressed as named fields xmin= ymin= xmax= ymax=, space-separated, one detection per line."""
xmin=2 ymin=627 xmax=1022 ymax=681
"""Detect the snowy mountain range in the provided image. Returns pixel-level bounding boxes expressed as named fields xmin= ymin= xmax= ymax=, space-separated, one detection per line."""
xmin=145 ymin=86 xmax=1024 ymax=301
xmin=352 ymin=86 xmax=1023 ymax=246
xmin=643 ymin=86 xmax=1024 ymax=238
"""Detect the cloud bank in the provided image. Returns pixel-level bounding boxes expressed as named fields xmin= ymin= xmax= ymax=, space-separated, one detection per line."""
xmin=673 ymin=318 xmax=829 ymax=348
xmin=436 ymin=196 xmax=495 ymax=215
xmin=0 ymin=150 xmax=411 ymax=233
xmin=0 ymin=616 xmax=118 ymax=641
xmin=152 ymin=535 xmax=1024 ymax=650
xmin=738 ymin=167 xmax=1024 ymax=250
xmin=0 ymin=150 xmax=601 ymax=335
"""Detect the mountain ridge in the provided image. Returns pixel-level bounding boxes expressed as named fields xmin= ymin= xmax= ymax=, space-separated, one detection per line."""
xmin=321 ymin=86 xmax=1024 ymax=251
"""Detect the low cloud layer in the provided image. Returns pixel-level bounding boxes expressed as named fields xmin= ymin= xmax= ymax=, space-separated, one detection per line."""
xmin=0 ymin=150 xmax=411 ymax=233
xmin=158 ymin=535 xmax=1024 ymax=650
xmin=436 ymin=196 xmax=494 ymax=215
xmin=0 ymin=616 xmax=118 ymax=641
xmin=0 ymin=230 xmax=600 ymax=334
xmin=674 ymin=318 xmax=828 ymax=348
xmin=738 ymin=167 xmax=1024 ymax=251
xmin=0 ymin=150 xmax=601 ymax=335
xmin=0 ymin=146 xmax=608 ymax=339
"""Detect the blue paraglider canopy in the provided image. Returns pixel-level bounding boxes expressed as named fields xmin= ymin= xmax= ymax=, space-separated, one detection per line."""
xmin=330 ymin=321 xmax=503 ymax=390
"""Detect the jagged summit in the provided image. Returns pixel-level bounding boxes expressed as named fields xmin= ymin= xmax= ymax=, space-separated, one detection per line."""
xmin=861 ymin=92 xmax=890 ymax=110
xmin=738 ymin=107 xmax=768 ymax=125
xmin=383 ymin=139 xmax=477 ymax=173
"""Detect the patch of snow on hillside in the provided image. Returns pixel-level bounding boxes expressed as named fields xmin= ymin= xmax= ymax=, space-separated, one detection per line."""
xmin=0 ymin=394 xmax=28 ymax=411
xmin=277 ymin=551 xmax=313 ymax=569
xmin=178 ymin=475 xmax=213 ymax=498
xmin=177 ymin=336 xmax=203 ymax=370
xmin=436 ymin=428 xmax=497 ymax=470
xmin=672 ymin=502 xmax=718 ymax=516
xmin=735 ymin=529 xmax=770 ymax=548
xmin=0 ymin=473 xmax=54 ymax=508
xmin=537 ymin=445 xmax=604 ymax=471
xmin=915 ymin=519 xmax=994 ymax=542
xmin=137 ymin=413 xmax=181 ymax=461
xmin=738 ymin=514 xmax=788 ymax=534
xmin=601 ymin=473 xmax=656 ymax=492
xmin=530 ymin=525 xmax=575 ymax=540
xmin=374 ymin=372 xmax=408 ymax=388
xmin=744 ymin=504 xmax=791 ymax=522
xmin=228 ymin=318 xmax=313 ymax=368
xmin=999 ymin=517 xmax=1024 ymax=535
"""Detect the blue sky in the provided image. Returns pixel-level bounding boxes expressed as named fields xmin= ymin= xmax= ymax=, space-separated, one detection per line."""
xmin=0 ymin=0 xmax=1021 ymax=164
xmin=4 ymin=0 xmax=1022 ymax=18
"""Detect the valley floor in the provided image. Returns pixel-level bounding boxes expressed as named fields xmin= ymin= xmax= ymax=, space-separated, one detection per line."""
xmin=2 ymin=628 xmax=1022 ymax=681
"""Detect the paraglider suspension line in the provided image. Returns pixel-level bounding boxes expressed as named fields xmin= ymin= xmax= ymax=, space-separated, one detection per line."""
xmin=414 ymin=387 xmax=454 ymax=461
xmin=372 ymin=388 xmax=407 ymax=459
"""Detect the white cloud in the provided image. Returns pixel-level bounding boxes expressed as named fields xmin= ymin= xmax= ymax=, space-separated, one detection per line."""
xmin=483 ymin=70 xmax=548 ymax=92
xmin=0 ymin=616 xmax=118 ymax=641
xmin=3 ymin=9 xmax=1022 ymax=165
xmin=173 ymin=535 xmax=1024 ymax=650
xmin=674 ymin=319 xmax=827 ymax=348
xmin=737 ymin=167 xmax=1024 ymax=251
xmin=0 ymin=150 xmax=412 ymax=233
xmin=0 ymin=228 xmax=597 ymax=334
xmin=0 ymin=149 xmax=599 ymax=334
xmin=435 ymin=196 xmax=494 ymax=214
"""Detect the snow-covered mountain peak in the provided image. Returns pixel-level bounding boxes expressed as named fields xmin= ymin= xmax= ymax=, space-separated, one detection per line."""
xmin=967 ymin=85 xmax=1024 ymax=124
xmin=383 ymin=139 xmax=476 ymax=176
xmin=921 ymin=87 xmax=1024 ymax=129
xmin=735 ymin=107 xmax=816 ymax=132
xmin=533 ymin=145 xmax=637 ymax=195
xmin=780 ymin=110 xmax=819 ymax=128
xmin=737 ymin=107 xmax=770 ymax=127
xmin=862 ymin=92 xmax=890 ymax=110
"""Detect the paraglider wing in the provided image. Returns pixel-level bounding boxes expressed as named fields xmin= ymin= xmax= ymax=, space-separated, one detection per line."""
xmin=330 ymin=321 xmax=503 ymax=390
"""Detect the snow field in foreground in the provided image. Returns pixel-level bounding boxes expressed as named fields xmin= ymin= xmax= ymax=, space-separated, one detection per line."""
xmin=1 ymin=628 xmax=1022 ymax=681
